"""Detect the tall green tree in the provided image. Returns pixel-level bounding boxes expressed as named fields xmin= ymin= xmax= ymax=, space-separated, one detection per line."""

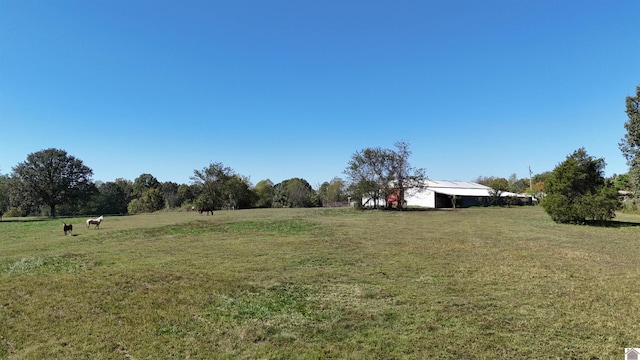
xmin=253 ymin=179 xmax=274 ymax=208
xmin=132 ymin=173 xmax=161 ymax=197
xmin=0 ymin=172 xmax=9 ymax=219
xmin=161 ymin=181 xmax=180 ymax=209
xmin=94 ymin=180 xmax=130 ymax=214
xmin=318 ymin=177 xmax=347 ymax=206
xmin=344 ymin=147 xmax=393 ymax=208
xmin=488 ymin=177 xmax=509 ymax=205
xmin=11 ymin=148 xmax=94 ymax=217
xmin=619 ymin=85 xmax=640 ymax=194
xmin=128 ymin=174 xmax=164 ymax=213
xmin=128 ymin=188 xmax=164 ymax=214
xmin=542 ymin=148 xmax=618 ymax=223
xmin=223 ymin=175 xmax=255 ymax=210
xmin=273 ymin=178 xmax=318 ymax=208
xmin=191 ymin=162 xmax=235 ymax=211
xmin=476 ymin=176 xmax=509 ymax=205
xmin=176 ymin=184 xmax=195 ymax=207
xmin=612 ymin=173 xmax=630 ymax=191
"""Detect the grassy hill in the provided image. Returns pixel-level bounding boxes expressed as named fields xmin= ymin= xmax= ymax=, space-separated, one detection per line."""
xmin=1 ymin=207 xmax=639 ymax=359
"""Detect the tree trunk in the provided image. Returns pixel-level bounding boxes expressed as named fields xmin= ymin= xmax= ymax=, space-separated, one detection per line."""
xmin=396 ymin=179 xmax=405 ymax=211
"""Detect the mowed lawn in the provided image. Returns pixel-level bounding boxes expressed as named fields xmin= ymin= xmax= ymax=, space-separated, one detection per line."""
xmin=1 ymin=207 xmax=639 ymax=359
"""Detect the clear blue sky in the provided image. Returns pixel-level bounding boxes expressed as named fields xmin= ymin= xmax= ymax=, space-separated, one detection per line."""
xmin=1 ymin=0 xmax=639 ymax=187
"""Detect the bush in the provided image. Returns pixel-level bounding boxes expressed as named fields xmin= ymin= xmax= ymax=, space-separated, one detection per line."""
xmin=127 ymin=189 xmax=165 ymax=214
xmin=621 ymin=198 xmax=639 ymax=214
xmin=542 ymin=148 xmax=618 ymax=224
xmin=127 ymin=199 xmax=144 ymax=215
xmin=3 ymin=207 xmax=25 ymax=217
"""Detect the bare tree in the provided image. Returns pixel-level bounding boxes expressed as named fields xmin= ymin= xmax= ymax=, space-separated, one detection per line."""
xmin=344 ymin=141 xmax=426 ymax=209
xmin=388 ymin=141 xmax=427 ymax=210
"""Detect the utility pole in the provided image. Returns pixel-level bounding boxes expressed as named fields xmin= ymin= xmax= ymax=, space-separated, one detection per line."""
xmin=528 ymin=166 xmax=533 ymax=192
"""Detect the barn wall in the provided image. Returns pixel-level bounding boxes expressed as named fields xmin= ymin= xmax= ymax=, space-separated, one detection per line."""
xmin=404 ymin=188 xmax=434 ymax=208
xmin=405 ymin=191 xmax=491 ymax=209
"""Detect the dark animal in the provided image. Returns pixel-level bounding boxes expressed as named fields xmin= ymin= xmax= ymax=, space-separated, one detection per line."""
xmin=199 ymin=207 xmax=214 ymax=215
xmin=62 ymin=222 xmax=73 ymax=236
xmin=86 ymin=215 xmax=104 ymax=229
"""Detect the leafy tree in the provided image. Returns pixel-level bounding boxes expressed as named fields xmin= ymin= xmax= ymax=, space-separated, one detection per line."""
xmin=273 ymin=178 xmax=318 ymax=208
xmin=115 ymin=178 xmax=134 ymax=206
xmin=542 ymin=148 xmax=618 ymax=223
xmin=319 ymin=177 xmax=347 ymax=206
xmin=487 ymin=177 xmax=509 ymax=205
xmin=191 ymin=162 xmax=235 ymax=211
xmin=141 ymin=188 xmax=165 ymax=212
xmin=161 ymin=181 xmax=180 ymax=209
xmin=507 ymin=173 xmax=529 ymax=194
xmin=127 ymin=198 xmax=144 ymax=214
xmin=344 ymin=147 xmax=392 ymax=208
xmin=612 ymin=173 xmax=630 ymax=191
xmin=475 ymin=176 xmax=508 ymax=190
xmin=253 ymin=179 xmax=274 ymax=208
xmin=177 ymin=184 xmax=195 ymax=207
xmin=96 ymin=182 xmax=127 ymax=214
xmin=476 ymin=176 xmax=509 ymax=205
xmin=531 ymin=181 xmax=545 ymax=200
xmin=526 ymin=171 xmax=552 ymax=201
xmin=4 ymin=175 xmax=33 ymax=216
xmin=0 ymin=173 xmax=9 ymax=219
xmin=94 ymin=181 xmax=130 ymax=214
xmin=619 ymin=85 xmax=640 ymax=194
xmin=126 ymin=174 xmax=164 ymax=213
xmin=132 ymin=173 xmax=161 ymax=197
xmin=223 ymin=175 xmax=255 ymax=209
xmin=11 ymin=148 xmax=94 ymax=217
xmin=127 ymin=188 xmax=164 ymax=214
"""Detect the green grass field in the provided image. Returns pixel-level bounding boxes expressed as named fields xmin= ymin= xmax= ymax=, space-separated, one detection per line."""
xmin=1 ymin=207 xmax=639 ymax=359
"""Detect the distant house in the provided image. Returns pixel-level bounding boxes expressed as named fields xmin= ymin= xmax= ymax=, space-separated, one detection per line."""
xmin=619 ymin=190 xmax=634 ymax=202
xmin=372 ymin=180 xmax=532 ymax=209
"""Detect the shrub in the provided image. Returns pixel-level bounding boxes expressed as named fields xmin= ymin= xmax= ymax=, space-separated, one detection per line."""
xmin=542 ymin=148 xmax=618 ymax=223
xmin=127 ymin=198 xmax=144 ymax=215
xmin=3 ymin=207 xmax=25 ymax=217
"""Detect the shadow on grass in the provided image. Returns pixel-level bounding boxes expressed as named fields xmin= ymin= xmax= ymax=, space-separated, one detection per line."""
xmin=582 ymin=220 xmax=640 ymax=228
xmin=0 ymin=215 xmax=120 ymax=223
xmin=0 ymin=218 xmax=53 ymax=223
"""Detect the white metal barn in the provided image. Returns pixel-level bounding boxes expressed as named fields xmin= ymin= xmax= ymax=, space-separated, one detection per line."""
xmin=403 ymin=180 xmax=529 ymax=208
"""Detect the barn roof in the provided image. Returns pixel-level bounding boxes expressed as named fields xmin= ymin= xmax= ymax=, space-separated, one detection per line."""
xmin=424 ymin=180 xmax=492 ymax=197
xmin=423 ymin=180 xmax=527 ymax=198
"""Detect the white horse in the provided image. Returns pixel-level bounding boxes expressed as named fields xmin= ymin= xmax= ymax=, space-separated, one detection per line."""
xmin=86 ymin=215 xmax=104 ymax=229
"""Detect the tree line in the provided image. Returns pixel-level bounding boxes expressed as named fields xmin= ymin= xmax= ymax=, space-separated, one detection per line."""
xmin=1 ymin=85 xmax=638 ymax=220
xmin=0 ymin=139 xmax=430 ymax=217
xmin=0 ymin=152 xmax=348 ymax=217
